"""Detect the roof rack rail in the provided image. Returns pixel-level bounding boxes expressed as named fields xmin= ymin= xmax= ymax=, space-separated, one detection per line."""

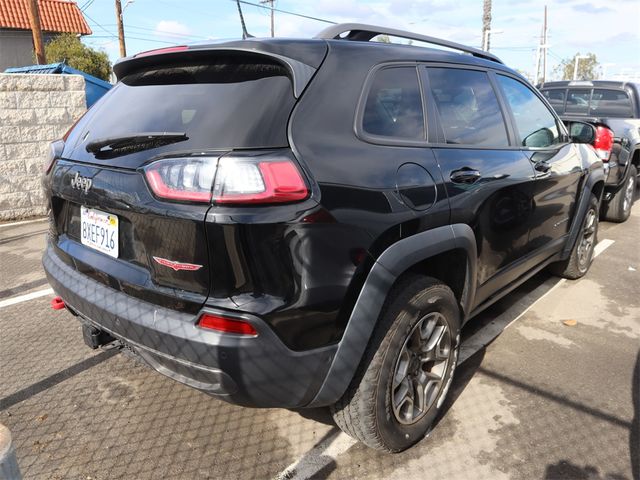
xmin=314 ymin=23 xmax=503 ymax=65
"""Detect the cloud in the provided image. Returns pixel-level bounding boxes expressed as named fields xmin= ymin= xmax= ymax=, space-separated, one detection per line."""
xmin=154 ymin=20 xmax=191 ymax=39
xmin=571 ymin=2 xmax=613 ymax=14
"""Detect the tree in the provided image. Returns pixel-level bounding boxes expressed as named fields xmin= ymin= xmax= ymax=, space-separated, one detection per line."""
xmin=554 ymin=53 xmax=600 ymax=81
xmin=44 ymin=34 xmax=112 ymax=81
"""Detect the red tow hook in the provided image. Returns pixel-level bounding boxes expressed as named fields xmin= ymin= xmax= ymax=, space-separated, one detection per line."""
xmin=51 ymin=296 xmax=66 ymax=310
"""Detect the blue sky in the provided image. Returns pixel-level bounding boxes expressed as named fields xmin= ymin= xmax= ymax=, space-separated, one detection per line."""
xmin=80 ymin=0 xmax=640 ymax=81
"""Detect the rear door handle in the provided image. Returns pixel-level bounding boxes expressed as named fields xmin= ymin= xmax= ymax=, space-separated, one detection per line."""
xmin=450 ymin=168 xmax=482 ymax=184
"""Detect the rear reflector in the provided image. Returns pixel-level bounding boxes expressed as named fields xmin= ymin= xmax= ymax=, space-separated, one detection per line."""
xmin=593 ymin=126 xmax=614 ymax=161
xmin=197 ymin=314 xmax=258 ymax=336
xmin=51 ymin=296 xmax=65 ymax=310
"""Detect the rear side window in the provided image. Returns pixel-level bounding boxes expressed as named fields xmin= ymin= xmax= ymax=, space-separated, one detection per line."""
xmin=542 ymin=89 xmax=566 ymax=113
xmin=362 ymin=67 xmax=425 ymax=140
xmin=589 ymin=89 xmax=633 ymax=117
xmin=426 ymin=68 xmax=508 ymax=146
xmin=84 ymin=55 xmax=295 ymax=152
xmin=497 ymin=75 xmax=561 ymax=148
xmin=566 ymin=89 xmax=590 ymax=114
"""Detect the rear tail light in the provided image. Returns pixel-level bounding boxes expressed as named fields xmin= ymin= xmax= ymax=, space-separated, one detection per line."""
xmin=197 ymin=313 xmax=258 ymax=336
xmin=143 ymin=153 xmax=309 ymax=205
xmin=593 ymin=126 xmax=614 ymax=161
xmin=44 ymin=139 xmax=64 ymax=174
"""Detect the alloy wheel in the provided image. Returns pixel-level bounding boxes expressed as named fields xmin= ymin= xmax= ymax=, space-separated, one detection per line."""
xmin=391 ymin=312 xmax=452 ymax=425
xmin=577 ymin=208 xmax=597 ymax=270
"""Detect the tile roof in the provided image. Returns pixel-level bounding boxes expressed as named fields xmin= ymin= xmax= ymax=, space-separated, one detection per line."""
xmin=0 ymin=0 xmax=92 ymax=35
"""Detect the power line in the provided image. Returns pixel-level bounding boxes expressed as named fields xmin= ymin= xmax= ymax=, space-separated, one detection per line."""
xmin=231 ymin=0 xmax=336 ymax=25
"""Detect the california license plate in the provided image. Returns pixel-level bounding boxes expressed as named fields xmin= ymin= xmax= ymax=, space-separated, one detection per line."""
xmin=80 ymin=207 xmax=119 ymax=258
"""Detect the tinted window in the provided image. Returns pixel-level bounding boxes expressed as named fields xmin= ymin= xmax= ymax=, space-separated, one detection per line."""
xmin=427 ymin=68 xmax=508 ymax=146
xmin=566 ymin=89 xmax=590 ymax=114
xmin=362 ymin=67 xmax=424 ymax=139
xmin=497 ymin=75 xmax=561 ymax=148
xmin=83 ymin=55 xmax=295 ymax=153
xmin=542 ymin=89 xmax=565 ymax=113
xmin=589 ymin=89 xmax=633 ymax=117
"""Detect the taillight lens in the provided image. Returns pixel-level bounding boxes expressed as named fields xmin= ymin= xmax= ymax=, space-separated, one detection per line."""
xmin=144 ymin=157 xmax=216 ymax=203
xmin=197 ymin=313 xmax=258 ymax=336
xmin=212 ymin=157 xmax=308 ymax=204
xmin=44 ymin=139 xmax=64 ymax=174
xmin=593 ymin=126 xmax=614 ymax=161
xmin=143 ymin=154 xmax=309 ymax=205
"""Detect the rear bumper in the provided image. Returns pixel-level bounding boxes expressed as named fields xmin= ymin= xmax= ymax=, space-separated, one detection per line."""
xmin=43 ymin=243 xmax=337 ymax=408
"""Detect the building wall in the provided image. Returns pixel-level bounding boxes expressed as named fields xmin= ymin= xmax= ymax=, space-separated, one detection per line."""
xmin=0 ymin=73 xmax=86 ymax=220
xmin=0 ymin=30 xmax=57 ymax=72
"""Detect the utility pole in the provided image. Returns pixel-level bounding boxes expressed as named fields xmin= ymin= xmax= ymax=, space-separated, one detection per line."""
xmin=481 ymin=0 xmax=492 ymax=51
xmin=115 ymin=0 xmax=127 ymax=57
xmin=260 ymin=0 xmax=275 ymax=37
xmin=541 ymin=5 xmax=548 ymax=84
xmin=27 ymin=0 xmax=46 ymax=64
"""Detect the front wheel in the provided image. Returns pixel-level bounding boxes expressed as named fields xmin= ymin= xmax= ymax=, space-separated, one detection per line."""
xmin=330 ymin=276 xmax=460 ymax=452
xmin=550 ymin=193 xmax=599 ymax=280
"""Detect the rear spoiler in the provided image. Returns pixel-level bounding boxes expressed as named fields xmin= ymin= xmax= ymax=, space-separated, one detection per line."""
xmin=112 ymin=47 xmax=318 ymax=98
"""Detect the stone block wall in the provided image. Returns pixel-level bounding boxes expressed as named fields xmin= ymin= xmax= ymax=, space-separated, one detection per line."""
xmin=0 ymin=73 xmax=86 ymax=220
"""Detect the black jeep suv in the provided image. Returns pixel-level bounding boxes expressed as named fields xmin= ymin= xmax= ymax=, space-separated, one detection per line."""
xmin=42 ymin=24 xmax=606 ymax=452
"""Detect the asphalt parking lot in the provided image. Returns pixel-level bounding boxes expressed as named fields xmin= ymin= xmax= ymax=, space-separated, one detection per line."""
xmin=1 ymin=202 xmax=639 ymax=480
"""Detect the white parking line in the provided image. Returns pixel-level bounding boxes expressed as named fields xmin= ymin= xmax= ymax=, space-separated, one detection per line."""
xmin=0 ymin=288 xmax=53 ymax=309
xmin=0 ymin=217 xmax=47 ymax=229
xmin=274 ymin=430 xmax=357 ymax=480
xmin=594 ymin=238 xmax=615 ymax=258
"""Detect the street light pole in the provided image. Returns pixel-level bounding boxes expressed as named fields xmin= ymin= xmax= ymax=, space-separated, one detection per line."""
xmin=573 ymin=55 xmax=589 ymax=80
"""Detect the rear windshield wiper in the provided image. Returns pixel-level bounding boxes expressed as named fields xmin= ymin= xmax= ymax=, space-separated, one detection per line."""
xmin=86 ymin=132 xmax=188 ymax=158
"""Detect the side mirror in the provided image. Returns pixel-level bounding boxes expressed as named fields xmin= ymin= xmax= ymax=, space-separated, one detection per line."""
xmin=568 ymin=121 xmax=596 ymax=144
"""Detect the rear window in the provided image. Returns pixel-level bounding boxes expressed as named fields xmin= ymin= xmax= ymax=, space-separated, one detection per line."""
xmin=589 ymin=89 xmax=633 ymax=117
xmin=362 ymin=67 xmax=425 ymax=140
xmin=565 ymin=89 xmax=590 ymax=114
xmin=85 ymin=56 xmax=295 ymax=152
xmin=542 ymin=89 xmax=566 ymax=113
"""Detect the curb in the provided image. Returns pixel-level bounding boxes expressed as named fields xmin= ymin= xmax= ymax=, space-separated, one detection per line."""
xmin=0 ymin=424 xmax=21 ymax=480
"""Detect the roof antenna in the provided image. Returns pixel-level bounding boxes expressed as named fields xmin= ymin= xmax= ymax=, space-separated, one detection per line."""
xmin=235 ymin=0 xmax=254 ymax=39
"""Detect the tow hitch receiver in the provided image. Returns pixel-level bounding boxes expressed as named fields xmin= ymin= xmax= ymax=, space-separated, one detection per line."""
xmin=82 ymin=324 xmax=116 ymax=349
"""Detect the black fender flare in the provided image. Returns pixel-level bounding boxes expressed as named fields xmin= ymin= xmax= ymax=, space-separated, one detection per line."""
xmin=562 ymin=168 xmax=605 ymax=259
xmin=307 ymin=223 xmax=477 ymax=407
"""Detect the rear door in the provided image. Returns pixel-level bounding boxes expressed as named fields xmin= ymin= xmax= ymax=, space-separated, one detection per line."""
xmin=495 ymin=74 xmax=583 ymax=253
xmin=422 ymin=66 xmax=536 ymax=300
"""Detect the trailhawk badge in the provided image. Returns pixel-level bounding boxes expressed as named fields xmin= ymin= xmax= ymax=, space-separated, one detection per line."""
xmin=153 ymin=256 xmax=203 ymax=272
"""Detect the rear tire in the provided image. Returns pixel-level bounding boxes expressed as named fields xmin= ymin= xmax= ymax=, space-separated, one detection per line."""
xmin=602 ymin=165 xmax=637 ymax=223
xmin=330 ymin=275 xmax=460 ymax=452
xmin=550 ymin=194 xmax=599 ymax=280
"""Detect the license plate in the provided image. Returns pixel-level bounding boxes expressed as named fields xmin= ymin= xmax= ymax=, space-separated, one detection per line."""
xmin=80 ymin=207 xmax=119 ymax=258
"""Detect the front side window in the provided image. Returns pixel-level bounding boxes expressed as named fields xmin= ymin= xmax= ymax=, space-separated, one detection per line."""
xmin=497 ymin=75 xmax=561 ymax=148
xmin=426 ymin=67 xmax=509 ymax=146
xmin=362 ymin=67 xmax=425 ymax=140
xmin=590 ymin=89 xmax=633 ymax=117
xmin=566 ymin=89 xmax=591 ymax=114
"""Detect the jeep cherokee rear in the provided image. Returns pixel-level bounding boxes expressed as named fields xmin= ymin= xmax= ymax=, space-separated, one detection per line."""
xmin=42 ymin=24 xmax=605 ymax=452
